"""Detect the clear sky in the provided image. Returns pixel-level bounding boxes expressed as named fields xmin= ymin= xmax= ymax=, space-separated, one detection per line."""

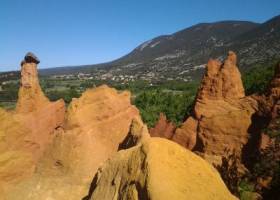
xmin=1 ymin=0 xmax=280 ymax=71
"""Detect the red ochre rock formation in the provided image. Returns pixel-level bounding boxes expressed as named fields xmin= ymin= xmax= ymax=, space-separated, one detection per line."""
xmin=149 ymin=113 xmax=176 ymax=139
xmin=172 ymin=116 xmax=198 ymax=149
xmin=173 ymin=52 xmax=259 ymax=165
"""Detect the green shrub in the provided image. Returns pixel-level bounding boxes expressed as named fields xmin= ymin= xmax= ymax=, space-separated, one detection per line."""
xmin=0 ymin=82 xmax=19 ymax=102
xmin=242 ymin=60 xmax=278 ymax=95
xmin=46 ymin=89 xmax=80 ymax=104
xmin=134 ymin=89 xmax=195 ymax=127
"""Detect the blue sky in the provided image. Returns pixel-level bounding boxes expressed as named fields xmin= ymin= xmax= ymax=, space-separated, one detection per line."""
xmin=1 ymin=0 xmax=280 ymax=71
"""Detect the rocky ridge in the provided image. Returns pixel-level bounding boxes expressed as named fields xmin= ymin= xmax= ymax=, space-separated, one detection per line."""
xmin=38 ymin=15 xmax=280 ymax=85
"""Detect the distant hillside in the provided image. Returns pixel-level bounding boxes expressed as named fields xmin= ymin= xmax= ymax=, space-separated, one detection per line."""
xmin=114 ymin=20 xmax=258 ymax=64
xmin=3 ymin=15 xmax=280 ymax=81
xmin=226 ymin=15 xmax=280 ymax=67
xmin=39 ymin=20 xmax=260 ymax=76
xmin=0 ymin=71 xmax=20 ymax=83
xmin=108 ymin=15 xmax=280 ymax=75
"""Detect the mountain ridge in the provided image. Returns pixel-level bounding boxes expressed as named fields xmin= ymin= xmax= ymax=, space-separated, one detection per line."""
xmin=2 ymin=15 xmax=280 ymax=80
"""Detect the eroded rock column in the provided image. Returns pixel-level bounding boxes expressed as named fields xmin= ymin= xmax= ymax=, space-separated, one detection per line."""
xmin=16 ymin=52 xmax=49 ymax=113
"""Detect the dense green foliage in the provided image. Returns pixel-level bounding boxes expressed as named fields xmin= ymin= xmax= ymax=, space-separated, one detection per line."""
xmin=0 ymin=78 xmax=198 ymax=128
xmin=46 ymin=88 xmax=80 ymax=104
xmin=119 ymin=81 xmax=198 ymax=127
xmin=78 ymin=79 xmax=198 ymax=127
xmin=0 ymin=82 xmax=19 ymax=102
xmin=242 ymin=60 xmax=279 ymax=95
xmin=238 ymin=180 xmax=255 ymax=200
xmin=134 ymin=89 xmax=195 ymax=127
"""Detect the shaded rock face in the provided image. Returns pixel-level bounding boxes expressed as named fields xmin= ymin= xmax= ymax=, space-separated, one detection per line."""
xmin=87 ymin=138 xmax=237 ymax=200
xmin=243 ymin=63 xmax=280 ymax=166
xmin=252 ymin=99 xmax=280 ymax=194
xmin=149 ymin=113 xmax=176 ymax=139
xmin=251 ymin=64 xmax=280 ymax=192
xmin=269 ymin=63 xmax=280 ymax=101
xmin=119 ymin=117 xmax=150 ymax=150
xmin=254 ymin=63 xmax=280 ymax=119
xmin=173 ymin=116 xmax=198 ymax=149
xmin=173 ymin=52 xmax=259 ymax=166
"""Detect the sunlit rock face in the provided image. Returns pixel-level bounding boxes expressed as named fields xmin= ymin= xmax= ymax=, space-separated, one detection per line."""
xmin=196 ymin=51 xmax=245 ymax=101
xmin=14 ymin=52 xmax=65 ymax=161
xmin=0 ymin=54 xmax=143 ymax=199
xmin=58 ymin=85 xmax=141 ymax=178
xmin=16 ymin=52 xmax=50 ymax=113
xmin=87 ymin=138 xmax=237 ymax=200
xmin=173 ymin=52 xmax=259 ymax=166
xmin=0 ymin=53 xmax=65 ymax=198
xmin=0 ymin=108 xmax=35 ymax=184
xmin=6 ymin=114 xmax=148 ymax=200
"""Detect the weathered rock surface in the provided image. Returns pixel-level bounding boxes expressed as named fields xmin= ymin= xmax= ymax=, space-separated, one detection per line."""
xmin=119 ymin=117 xmax=150 ymax=150
xmin=0 ymin=101 xmax=65 ymax=185
xmin=59 ymin=85 xmax=141 ymax=177
xmin=173 ymin=52 xmax=259 ymax=166
xmin=149 ymin=113 xmax=176 ymax=139
xmin=0 ymin=53 xmax=65 ymax=190
xmin=87 ymin=138 xmax=237 ymax=200
xmin=16 ymin=53 xmax=49 ymax=113
xmin=0 ymin=53 xmax=65 ymax=198
xmin=0 ymin=108 xmax=34 ymax=184
xmin=196 ymin=51 xmax=245 ymax=101
xmin=253 ymin=65 xmax=280 ymax=191
xmin=3 ymin=85 xmax=143 ymax=200
xmin=173 ymin=116 xmax=198 ymax=149
xmin=15 ymin=52 xmax=65 ymax=160
xmin=150 ymin=113 xmax=198 ymax=150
